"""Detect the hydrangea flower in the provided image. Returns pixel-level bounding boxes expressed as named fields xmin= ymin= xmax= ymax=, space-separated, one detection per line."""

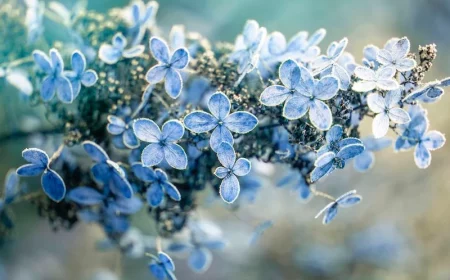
xmin=132 ymin=163 xmax=181 ymax=207
xmin=367 ymin=89 xmax=411 ymax=138
xmin=32 ymin=48 xmax=73 ymax=103
xmin=128 ymin=1 xmax=158 ymax=45
xmin=229 ymin=20 xmax=267 ymax=74
xmin=261 ymin=59 xmax=339 ymax=130
xmin=362 ymin=45 xmax=381 ymax=68
xmin=107 ymin=115 xmax=140 ymax=149
xmin=394 ymin=106 xmax=445 ymax=168
xmin=82 ymin=141 xmax=133 ymax=198
xmin=312 ymin=38 xmax=348 ymax=70
xmin=377 ymin=37 xmax=417 ymax=72
xmin=64 ymin=50 xmax=98 ymax=98
xmin=16 ymin=148 xmax=66 ymax=202
xmin=149 ymin=252 xmax=176 ymax=280
xmin=213 ymin=142 xmax=251 ymax=203
xmin=404 ymin=77 xmax=450 ymax=103
xmin=315 ymin=190 xmax=362 ymax=224
xmin=99 ymin=33 xmax=145 ymax=64
xmin=311 ymin=143 xmax=365 ymax=182
xmin=352 ymin=66 xmax=399 ymax=92
xmin=0 ymin=170 xmax=20 ymax=211
xmin=353 ymin=137 xmax=392 ymax=172
xmin=133 ymin=119 xmax=188 ymax=169
xmin=184 ymin=92 xmax=258 ymax=151
xmin=146 ymin=37 xmax=189 ymax=99
xmin=316 ymin=125 xmax=363 ymax=157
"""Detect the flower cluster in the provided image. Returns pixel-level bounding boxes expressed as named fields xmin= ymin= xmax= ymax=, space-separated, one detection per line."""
xmin=0 ymin=0 xmax=447 ymax=279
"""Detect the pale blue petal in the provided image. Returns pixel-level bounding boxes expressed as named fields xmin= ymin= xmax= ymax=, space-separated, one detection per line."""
xmin=161 ymin=120 xmax=185 ymax=141
xmin=56 ymin=76 xmax=74 ymax=103
xmin=188 ymin=248 xmax=212 ymax=273
xmin=210 ymin=125 xmax=233 ymax=152
xmin=259 ymin=85 xmax=291 ymax=106
xmin=309 ymin=100 xmax=333 ymax=131
xmin=112 ymin=33 xmax=127 ymax=50
xmin=165 ymin=68 xmax=182 ymax=99
xmin=109 ymin=169 xmax=133 ymax=199
xmin=208 ymin=92 xmax=230 ymax=120
xmin=91 ymin=163 xmax=111 ymax=184
xmin=81 ymin=70 xmax=98 ymax=86
xmin=67 ymin=186 xmax=103 ymax=205
xmin=108 ymin=196 xmax=143 ymax=214
xmin=310 ymin=161 xmax=335 ymax=183
xmin=16 ymin=164 xmax=45 ymax=177
xmin=363 ymin=137 xmax=392 ymax=151
xmin=414 ymin=143 xmax=431 ymax=169
xmin=150 ymin=37 xmax=170 ymax=64
xmin=214 ymin=167 xmax=229 ymax=179
xmin=159 ymin=252 xmax=175 ymax=272
xmin=162 ymin=182 xmax=181 ymax=201
xmin=82 ymin=141 xmax=109 ymax=162
xmin=216 ymin=142 xmax=236 ymax=169
xmin=315 ymin=152 xmax=335 ymax=167
xmin=354 ymin=151 xmax=374 ymax=172
xmin=142 ymin=144 xmax=164 ymax=166
xmin=268 ymin=32 xmax=286 ymax=55
xmin=183 ymin=111 xmax=217 ymax=133
xmin=422 ymin=131 xmax=445 ymax=151
xmin=4 ymin=170 xmax=19 ymax=202
xmin=132 ymin=163 xmax=157 ymax=182
xmin=367 ymin=93 xmax=385 ymax=113
xmin=41 ymin=169 xmax=66 ymax=202
xmin=323 ymin=204 xmax=338 ymax=224
xmin=123 ymin=128 xmax=140 ymax=149
xmin=71 ymin=50 xmax=86 ymax=74
xmin=133 ymin=118 xmax=161 ymax=143
xmin=337 ymin=194 xmax=362 ymax=207
xmin=155 ymin=169 xmax=168 ymax=182
xmin=279 ymin=59 xmax=300 ymax=89
xmin=22 ymin=148 xmax=49 ymax=167
xmin=146 ymin=65 xmax=168 ymax=84
xmin=219 ymin=174 xmax=240 ymax=203
xmin=282 ymin=95 xmax=310 ymax=120
xmin=98 ymin=45 xmax=122 ymax=64
xmin=170 ymin=48 xmax=189 ymax=69
xmin=50 ymin=49 xmax=64 ymax=74
xmin=295 ymin=64 xmax=315 ymax=95
xmin=372 ymin=113 xmax=390 ymax=138
xmin=224 ymin=112 xmax=258 ymax=133
xmin=388 ymin=108 xmax=410 ymax=124
xmin=163 ymin=143 xmax=188 ymax=169
xmin=332 ymin=64 xmax=350 ymax=90
xmin=313 ymin=76 xmax=339 ymax=100
xmin=147 ymin=183 xmax=164 ymax=207
xmin=233 ymin=158 xmax=251 ymax=176
xmin=337 ymin=144 xmax=365 ymax=161
xmin=326 ymin=125 xmax=343 ymax=143
xmin=41 ymin=76 xmax=56 ymax=101
xmin=32 ymin=50 xmax=52 ymax=74
xmin=339 ymin=137 xmax=363 ymax=148
xmin=122 ymin=45 xmax=145 ymax=58
xmin=107 ymin=115 xmax=126 ymax=135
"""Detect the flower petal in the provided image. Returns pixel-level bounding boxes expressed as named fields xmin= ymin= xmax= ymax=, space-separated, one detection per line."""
xmin=67 ymin=186 xmax=104 ymax=205
xmin=210 ymin=125 xmax=233 ymax=152
xmin=109 ymin=169 xmax=133 ymax=199
xmin=188 ymin=248 xmax=212 ymax=273
xmin=150 ymin=37 xmax=170 ymax=64
xmin=337 ymin=144 xmax=365 ymax=160
xmin=161 ymin=120 xmax=185 ymax=141
xmin=279 ymin=59 xmax=300 ymax=89
xmin=132 ymin=163 xmax=157 ymax=182
xmin=146 ymin=65 xmax=168 ymax=84
xmin=163 ymin=143 xmax=188 ymax=169
xmin=16 ymin=164 xmax=45 ymax=177
xmin=422 ymin=131 xmax=445 ymax=151
xmin=214 ymin=167 xmax=229 ymax=179
xmin=323 ymin=204 xmax=338 ymax=224
xmin=313 ymin=76 xmax=339 ymax=100
xmin=142 ymin=143 xmax=164 ymax=166
xmin=146 ymin=183 xmax=164 ymax=207
xmin=367 ymin=93 xmax=385 ymax=113
xmin=390 ymin=37 xmax=410 ymax=60
xmin=354 ymin=151 xmax=374 ymax=172
xmin=354 ymin=66 xmax=376 ymax=80
xmin=123 ymin=128 xmax=140 ymax=149
xmin=309 ymin=100 xmax=333 ymax=131
xmin=233 ymin=158 xmax=251 ymax=176
xmin=388 ymin=108 xmax=410 ymax=124
xmin=224 ymin=112 xmax=258 ymax=133
xmin=133 ymin=118 xmax=161 ymax=143
xmin=282 ymin=95 xmax=310 ymax=120
xmin=50 ymin=48 xmax=64 ymax=74
xmin=183 ymin=111 xmax=217 ymax=133
xmin=414 ymin=143 xmax=431 ymax=169
xmin=326 ymin=125 xmax=343 ymax=143
xmin=40 ymin=76 xmax=56 ymax=101
xmin=268 ymin=31 xmax=287 ymax=56
xmin=260 ymin=85 xmax=291 ymax=106
xmin=162 ymin=182 xmax=181 ymax=201
xmin=165 ymin=68 xmax=182 ymax=99
xmin=122 ymin=45 xmax=145 ymax=58
xmin=310 ymin=161 xmax=335 ymax=183
xmin=107 ymin=115 xmax=126 ymax=135
xmin=22 ymin=148 xmax=49 ymax=167
xmin=112 ymin=33 xmax=127 ymax=50
xmin=385 ymin=89 xmax=402 ymax=108
xmin=170 ymin=48 xmax=189 ymax=69
xmin=71 ymin=50 xmax=86 ymax=74
xmin=332 ymin=64 xmax=351 ymax=90
xmin=219 ymin=174 xmax=240 ymax=203
xmin=208 ymin=92 xmax=230 ymax=120
xmin=41 ymin=169 xmax=66 ymax=202
xmin=315 ymin=152 xmax=335 ymax=167
xmin=372 ymin=113 xmax=390 ymax=138
xmin=82 ymin=141 xmax=109 ymax=162
xmin=396 ymin=58 xmax=416 ymax=72
xmin=81 ymin=70 xmax=98 ymax=86
xmin=32 ymin=50 xmax=52 ymax=74
xmin=352 ymin=81 xmax=376 ymax=92
xmin=98 ymin=44 xmax=122 ymax=64
xmin=56 ymin=76 xmax=74 ymax=103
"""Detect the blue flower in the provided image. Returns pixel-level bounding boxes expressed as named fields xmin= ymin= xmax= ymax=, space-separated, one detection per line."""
xmin=229 ymin=20 xmax=267 ymax=74
xmin=107 ymin=115 xmax=140 ymax=149
xmin=149 ymin=252 xmax=176 ymax=280
xmin=128 ymin=1 xmax=158 ymax=46
xmin=146 ymin=37 xmax=190 ymax=99
xmin=377 ymin=37 xmax=417 ymax=72
xmin=99 ymin=33 xmax=145 ymax=64
xmin=82 ymin=141 xmax=134 ymax=198
xmin=0 ymin=169 xmax=20 ymax=211
xmin=133 ymin=119 xmax=188 ymax=170
xmin=394 ymin=106 xmax=445 ymax=168
xmin=353 ymin=137 xmax=392 ymax=172
xmin=261 ymin=59 xmax=339 ymax=130
xmin=315 ymin=190 xmax=362 ymax=224
xmin=362 ymin=45 xmax=381 ymax=68
xmin=16 ymin=148 xmax=66 ymax=202
xmin=353 ymin=66 xmax=399 ymax=92
xmin=367 ymin=89 xmax=411 ymax=138
xmin=404 ymin=77 xmax=450 ymax=103
xmin=184 ymin=92 xmax=258 ymax=151
xmin=316 ymin=125 xmax=363 ymax=157
xmin=64 ymin=50 xmax=98 ymax=98
xmin=132 ymin=163 xmax=181 ymax=207
xmin=213 ymin=142 xmax=251 ymax=203
xmin=32 ymin=48 xmax=74 ymax=103
xmin=311 ymin=142 xmax=365 ymax=182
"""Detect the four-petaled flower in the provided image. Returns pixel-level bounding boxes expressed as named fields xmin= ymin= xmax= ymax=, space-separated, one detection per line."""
xmin=354 ymin=137 xmax=392 ymax=172
xmin=352 ymin=66 xmax=399 ymax=92
xmin=311 ymin=143 xmax=365 ymax=182
xmin=184 ymin=92 xmax=258 ymax=151
xmin=133 ymin=119 xmax=188 ymax=170
xmin=367 ymin=89 xmax=411 ymax=138
xmin=99 ymin=33 xmax=145 ymax=64
xmin=132 ymin=163 xmax=181 ymax=207
xmin=315 ymin=190 xmax=362 ymax=224
xmin=16 ymin=148 xmax=66 ymax=202
xmin=261 ymin=59 xmax=339 ymax=130
xmin=394 ymin=106 xmax=445 ymax=169
xmin=129 ymin=1 xmax=158 ymax=46
xmin=107 ymin=115 xmax=140 ymax=149
xmin=149 ymin=252 xmax=176 ymax=280
xmin=377 ymin=37 xmax=417 ymax=72
xmin=316 ymin=125 xmax=363 ymax=157
xmin=213 ymin=142 xmax=251 ymax=203
xmin=311 ymin=37 xmax=348 ymax=70
xmin=64 ymin=50 xmax=98 ymax=98
xmin=146 ymin=37 xmax=189 ymax=99
xmin=229 ymin=20 xmax=267 ymax=74
xmin=83 ymin=141 xmax=133 ymax=198
xmin=32 ymin=48 xmax=73 ymax=103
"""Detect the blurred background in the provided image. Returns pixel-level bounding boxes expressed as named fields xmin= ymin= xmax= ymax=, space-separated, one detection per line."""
xmin=1 ymin=0 xmax=450 ymax=279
